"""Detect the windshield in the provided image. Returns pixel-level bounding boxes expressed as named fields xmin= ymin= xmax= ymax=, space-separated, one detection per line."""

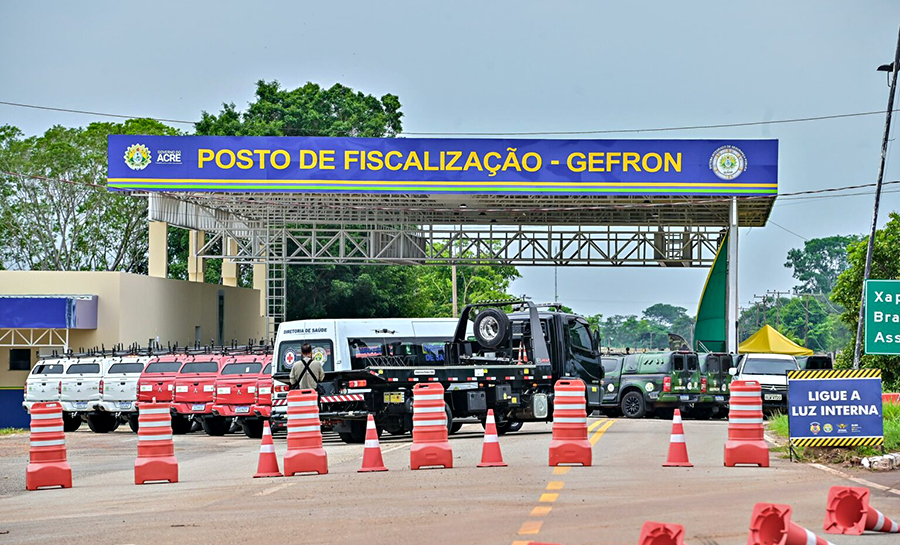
xmin=180 ymin=361 xmax=218 ymax=374
xmin=222 ymin=362 xmax=263 ymax=375
xmin=145 ymin=362 xmax=182 ymax=373
xmin=32 ymin=364 xmax=63 ymax=375
xmin=262 ymin=363 xmax=271 ymax=375
xmin=742 ymin=358 xmax=797 ymax=375
xmin=108 ymin=363 xmax=144 ymax=374
xmin=66 ymin=363 xmax=100 ymax=374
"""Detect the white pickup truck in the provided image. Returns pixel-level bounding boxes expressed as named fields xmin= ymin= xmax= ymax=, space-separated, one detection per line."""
xmin=59 ymin=356 xmax=122 ymax=433
xmin=23 ymin=357 xmax=83 ymax=431
xmin=730 ymin=353 xmax=799 ymax=413
xmin=95 ymin=356 xmax=149 ymax=432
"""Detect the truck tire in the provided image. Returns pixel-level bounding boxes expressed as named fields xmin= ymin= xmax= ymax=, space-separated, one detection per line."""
xmin=473 ymin=308 xmax=509 ymax=349
xmin=86 ymin=412 xmax=118 ymax=433
xmin=202 ymin=416 xmax=230 ymax=436
xmin=242 ymin=419 xmax=264 ymax=439
xmin=171 ymin=414 xmax=193 ymax=435
xmin=449 ymin=422 xmax=464 ymax=435
xmin=338 ymin=420 xmax=368 ymax=444
xmin=62 ymin=412 xmax=82 ymax=432
xmin=480 ymin=413 xmax=513 ymax=435
xmin=691 ymin=407 xmax=713 ymax=420
xmin=128 ymin=414 xmax=139 ymax=433
xmin=620 ymin=391 xmax=646 ymax=419
xmin=507 ymin=420 xmax=523 ymax=433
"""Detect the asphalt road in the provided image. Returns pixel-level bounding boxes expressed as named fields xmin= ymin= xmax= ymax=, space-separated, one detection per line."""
xmin=1 ymin=418 xmax=898 ymax=545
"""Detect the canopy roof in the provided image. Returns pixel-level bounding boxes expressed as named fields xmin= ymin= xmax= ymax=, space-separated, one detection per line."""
xmin=739 ymin=324 xmax=812 ymax=356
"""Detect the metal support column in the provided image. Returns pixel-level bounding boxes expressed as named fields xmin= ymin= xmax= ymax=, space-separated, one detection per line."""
xmin=727 ymin=197 xmax=739 ymax=353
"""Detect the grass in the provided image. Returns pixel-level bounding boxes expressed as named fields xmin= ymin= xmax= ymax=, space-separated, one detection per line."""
xmin=768 ymin=402 xmax=900 ymax=462
xmin=0 ymin=427 xmax=27 ymax=436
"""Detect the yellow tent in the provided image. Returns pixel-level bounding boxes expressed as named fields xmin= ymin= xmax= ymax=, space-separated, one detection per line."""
xmin=739 ymin=325 xmax=813 ymax=356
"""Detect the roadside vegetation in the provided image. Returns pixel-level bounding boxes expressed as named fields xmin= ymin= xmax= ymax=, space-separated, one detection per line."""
xmin=0 ymin=428 xmax=26 ymax=436
xmin=768 ymin=402 xmax=900 ymax=462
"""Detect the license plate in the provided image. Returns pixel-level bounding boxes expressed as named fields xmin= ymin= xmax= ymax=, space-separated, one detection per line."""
xmin=764 ymin=394 xmax=783 ymax=401
xmin=236 ymin=406 xmax=250 ymax=414
xmin=175 ymin=386 xmax=188 ymax=393
xmin=118 ymin=402 xmax=132 ymax=409
xmin=192 ymin=403 xmax=206 ymax=411
xmin=715 ymin=396 xmax=725 ymax=402
xmin=679 ymin=395 xmax=690 ymax=402
xmin=140 ymin=385 xmax=152 ymax=392
xmin=74 ymin=401 xmax=88 ymax=409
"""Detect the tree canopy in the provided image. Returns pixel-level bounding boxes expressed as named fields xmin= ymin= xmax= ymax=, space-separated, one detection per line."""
xmin=784 ymin=235 xmax=861 ymax=294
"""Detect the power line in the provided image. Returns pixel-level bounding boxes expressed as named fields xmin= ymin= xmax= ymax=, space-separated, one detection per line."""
xmin=767 ymin=220 xmax=808 ymax=241
xmin=0 ymin=100 xmax=195 ymax=125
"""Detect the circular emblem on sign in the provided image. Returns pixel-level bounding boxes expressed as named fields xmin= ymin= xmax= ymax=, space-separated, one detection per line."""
xmin=810 ymin=422 xmax=821 ymax=435
xmin=124 ymin=143 xmax=152 ymax=171
xmin=283 ymin=349 xmax=296 ymax=370
xmin=607 ymin=383 xmax=615 ymax=393
xmin=312 ymin=347 xmax=327 ymax=363
xmin=823 ymin=423 xmax=833 ymax=434
xmin=709 ymin=145 xmax=747 ymax=180
xmin=645 ymin=382 xmax=654 ymax=392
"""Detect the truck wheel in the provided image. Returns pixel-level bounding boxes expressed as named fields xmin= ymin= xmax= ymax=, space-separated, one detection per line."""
xmin=692 ymin=407 xmax=713 ymax=420
xmin=338 ymin=420 xmax=368 ymax=444
xmin=507 ymin=421 xmax=523 ymax=433
xmin=473 ymin=308 xmax=509 ymax=349
xmin=62 ymin=412 xmax=82 ymax=432
xmin=190 ymin=419 xmax=203 ymax=433
xmin=242 ymin=419 xmax=264 ymax=439
xmin=128 ymin=414 xmax=139 ymax=433
xmin=620 ymin=391 xmax=646 ymax=419
xmin=202 ymin=416 xmax=230 ymax=436
xmin=449 ymin=422 xmax=464 ymax=435
xmin=444 ymin=404 xmax=455 ymax=436
xmin=171 ymin=414 xmax=193 ymax=435
xmin=86 ymin=412 xmax=118 ymax=433
xmin=480 ymin=413 xmax=513 ymax=435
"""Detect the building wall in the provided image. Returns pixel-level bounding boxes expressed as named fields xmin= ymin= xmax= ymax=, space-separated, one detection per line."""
xmin=0 ymin=271 xmax=265 ymax=427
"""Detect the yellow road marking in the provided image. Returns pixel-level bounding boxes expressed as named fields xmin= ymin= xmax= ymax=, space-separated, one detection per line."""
xmin=587 ymin=418 xmax=607 ymax=432
xmin=539 ymin=493 xmax=559 ymax=503
xmin=552 ymin=466 xmax=571 ymax=475
xmin=546 ymin=481 xmax=565 ymax=490
xmin=530 ymin=506 xmax=553 ymax=516
xmin=518 ymin=521 xmax=543 ymax=535
xmin=590 ymin=419 xmax=616 ymax=445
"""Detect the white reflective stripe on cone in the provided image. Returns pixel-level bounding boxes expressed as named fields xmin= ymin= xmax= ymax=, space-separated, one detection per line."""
xmin=734 ymin=404 xmax=763 ymax=411
xmin=729 ymin=417 xmax=764 ymax=424
xmin=366 ymin=420 xmax=377 ymax=429
xmin=263 ymin=427 xmax=272 ymax=436
xmin=139 ymin=434 xmax=173 ymax=441
xmin=873 ymin=510 xmax=884 ymax=531
xmin=413 ymin=406 xmax=445 ymax=414
xmin=415 ymin=394 xmax=444 ymax=401
xmin=259 ymin=444 xmax=275 ymax=453
xmin=30 ymin=439 xmax=66 ymax=447
xmin=286 ymin=413 xmax=319 ymax=420
xmin=414 ymin=419 xmax=447 ymax=427
xmin=483 ymin=435 xmax=498 ymax=443
xmin=730 ymin=390 xmax=760 ymax=397
xmin=672 ymin=415 xmax=682 ymax=424
xmin=669 ymin=434 xmax=685 ymax=443
xmin=554 ymin=417 xmax=586 ymax=423
xmin=486 ymin=415 xmax=495 ymax=425
xmin=140 ymin=420 xmax=171 ymax=428
xmin=889 ymin=520 xmax=898 ymax=533
xmin=287 ymin=425 xmax=320 ymax=433
xmin=30 ymin=412 xmax=61 ymax=420
xmin=364 ymin=439 xmax=379 ymax=448
xmin=140 ymin=407 xmax=170 ymax=415
xmin=30 ymin=425 xmax=64 ymax=433
xmin=555 ymin=390 xmax=583 ymax=397
xmin=288 ymin=400 xmax=318 ymax=407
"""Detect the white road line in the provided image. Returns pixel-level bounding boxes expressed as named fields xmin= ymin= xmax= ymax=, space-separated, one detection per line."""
xmin=380 ymin=442 xmax=413 ymax=455
xmin=808 ymin=463 xmax=900 ymax=496
xmin=254 ymin=481 xmax=296 ymax=497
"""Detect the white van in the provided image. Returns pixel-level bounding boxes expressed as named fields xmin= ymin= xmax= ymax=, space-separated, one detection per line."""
xmin=270 ymin=318 xmax=461 ymax=426
xmin=96 ymin=355 xmax=149 ymax=432
xmin=731 ymin=353 xmax=799 ymax=412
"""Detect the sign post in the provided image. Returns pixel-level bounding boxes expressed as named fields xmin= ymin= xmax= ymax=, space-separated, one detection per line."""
xmin=787 ymin=369 xmax=883 ymax=456
xmin=865 ymin=279 xmax=900 ymax=355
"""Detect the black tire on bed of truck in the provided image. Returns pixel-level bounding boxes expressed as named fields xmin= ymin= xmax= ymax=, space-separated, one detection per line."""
xmin=473 ymin=308 xmax=510 ymax=349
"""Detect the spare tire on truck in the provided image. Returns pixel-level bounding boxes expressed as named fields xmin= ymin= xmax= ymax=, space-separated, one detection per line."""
xmin=473 ymin=308 xmax=510 ymax=349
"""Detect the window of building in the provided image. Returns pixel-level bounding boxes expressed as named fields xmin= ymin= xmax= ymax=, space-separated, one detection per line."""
xmin=9 ymin=349 xmax=32 ymax=371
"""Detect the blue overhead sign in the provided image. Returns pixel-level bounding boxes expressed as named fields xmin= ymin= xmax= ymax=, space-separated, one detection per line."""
xmin=107 ymin=136 xmax=778 ymax=196
xmin=787 ymin=369 xmax=884 ymax=448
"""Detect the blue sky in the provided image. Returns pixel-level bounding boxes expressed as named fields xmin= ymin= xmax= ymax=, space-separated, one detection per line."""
xmin=2 ymin=1 xmax=899 ymax=317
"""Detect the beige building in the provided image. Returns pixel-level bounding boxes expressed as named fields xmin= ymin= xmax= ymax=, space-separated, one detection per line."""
xmin=0 ymin=270 xmax=266 ymax=427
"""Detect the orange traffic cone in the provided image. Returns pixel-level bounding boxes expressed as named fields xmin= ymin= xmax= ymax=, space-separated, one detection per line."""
xmin=478 ymin=409 xmax=507 ymax=468
xmin=823 ymin=486 xmax=899 ymax=534
xmin=638 ymin=521 xmax=685 ymax=545
xmin=359 ymin=414 xmax=387 ymax=473
xmin=748 ymin=503 xmax=836 ymax=545
xmin=254 ymin=420 xmax=282 ymax=478
xmin=662 ymin=409 xmax=692 ymax=467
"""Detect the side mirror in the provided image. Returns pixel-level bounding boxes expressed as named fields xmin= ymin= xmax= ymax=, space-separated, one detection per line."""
xmin=593 ymin=330 xmax=601 ymax=350
xmin=728 ymin=367 xmax=737 ymax=376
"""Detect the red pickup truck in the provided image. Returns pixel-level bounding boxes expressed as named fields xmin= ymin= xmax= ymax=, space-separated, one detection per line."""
xmin=137 ymin=355 xmax=192 ymax=433
xmin=171 ymin=355 xmax=228 ymax=436
xmin=212 ymin=355 xmax=265 ymax=434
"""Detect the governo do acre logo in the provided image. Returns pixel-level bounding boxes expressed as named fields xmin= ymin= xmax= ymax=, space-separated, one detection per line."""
xmin=124 ymin=143 xmax=152 ymax=171
xmin=709 ymin=145 xmax=747 ymax=180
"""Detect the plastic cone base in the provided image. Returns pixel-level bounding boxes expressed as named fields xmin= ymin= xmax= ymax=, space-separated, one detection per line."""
xmin=639 ymin=521 xmax=685 ymax=545
xmin=26 ymin=462 xmax=72 ymax=490
xmin=724 ymin=440 xmax=769 ymax=467
xmin=410 ymin=443 xmax=453 ymax=470
xmin=284 ymin=448 xmax=328 ymax=476
xmin=548 ymin=439 xmax=592 ymax=467
xmin=135 ymin=456 xmax=178 ymax=485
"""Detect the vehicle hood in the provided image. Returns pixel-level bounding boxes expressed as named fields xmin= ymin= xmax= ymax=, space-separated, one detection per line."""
xmin=738 ymin=373 xmax=787 ymax=386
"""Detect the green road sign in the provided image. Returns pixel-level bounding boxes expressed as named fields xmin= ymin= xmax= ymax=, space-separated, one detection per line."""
xmin=865 ymin=279 xmax=900 ymax=355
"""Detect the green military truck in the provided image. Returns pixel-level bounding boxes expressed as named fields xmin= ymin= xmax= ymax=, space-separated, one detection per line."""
xmin=692 ymin=352 xmax=733 ymax=419
xmin=600 ymin=350 xmax=701 ymax=418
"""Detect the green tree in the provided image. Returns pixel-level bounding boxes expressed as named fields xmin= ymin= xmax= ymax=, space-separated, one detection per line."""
xmin=832 ymin=212 xmax=900 ymax=388
xmin=785 ymin=235 xmax=862 ymax=294
xmin=0 ymin=119 xmax=179 ymax=272
xmin=413 ymin=262 xmax=521 ymax=318
xmin=286 ymin=265 xmax=420 ymax=320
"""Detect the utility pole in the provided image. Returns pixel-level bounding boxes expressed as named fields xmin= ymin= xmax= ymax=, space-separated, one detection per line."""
xmin=754 ymin=294 xmax=768 ymax=326
xmin=854 ymin=26 xmax=900 ymax=369
xmin=451 ymin=265 xmax=458 ymax=318
xmin=767 ymin=290 xmax=791 ymax=330
xmin=554 ymin=266 xmax=558 ymax=303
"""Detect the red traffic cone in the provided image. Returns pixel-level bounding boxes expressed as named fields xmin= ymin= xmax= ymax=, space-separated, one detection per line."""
xmin=359 ymin=414 xmax=387 ymax=473
xmin=254 ymin=420 xmax=282 ymax=478
xmin=662 ymin=409 xmax=692 ymax=467
xmin=639 ymin=521 xmax=685 ymax=545
xmin=478 ymin=409 xmax=507 ymax=468
xmin=823 ymin=486 xmax=899 ymax=534
xmin=748 ymin=502 xmax=836 ymax=545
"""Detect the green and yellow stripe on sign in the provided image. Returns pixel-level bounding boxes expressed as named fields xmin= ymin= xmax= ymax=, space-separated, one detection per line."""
xmin=787 ymin=369 xmax=881 ymax=380
xmin=791 ymin=436 xmax=883 ymax=448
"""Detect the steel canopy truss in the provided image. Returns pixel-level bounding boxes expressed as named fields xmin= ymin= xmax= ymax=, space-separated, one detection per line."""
xmin=0 ymin=328 xmax=68 ymax=349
